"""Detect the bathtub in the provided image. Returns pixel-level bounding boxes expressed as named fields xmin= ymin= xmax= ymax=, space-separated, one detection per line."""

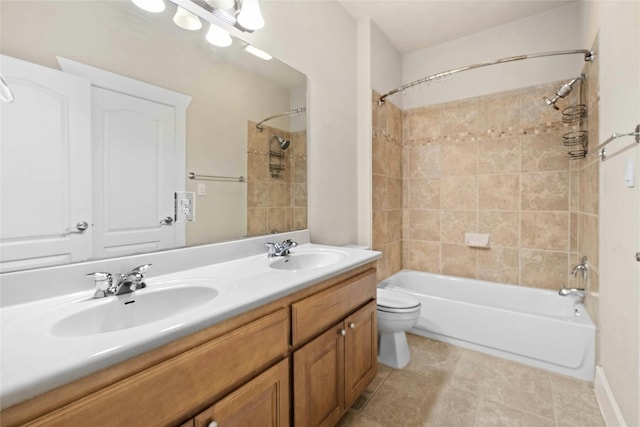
xmin=378 ymin=270 xmax=595 ymax=381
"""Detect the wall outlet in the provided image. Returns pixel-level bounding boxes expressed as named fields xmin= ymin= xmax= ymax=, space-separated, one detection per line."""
xmin=175 ymin=191 xmax=195 ymax=222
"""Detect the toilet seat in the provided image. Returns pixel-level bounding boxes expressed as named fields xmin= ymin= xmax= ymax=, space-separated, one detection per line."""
xmin=377 ymin=288 xmax=421 ymax=313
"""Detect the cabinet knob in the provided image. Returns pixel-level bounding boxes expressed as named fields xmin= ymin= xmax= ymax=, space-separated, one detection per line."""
xmin=339 ymin=329 xmax=346 ymax=336
xmin=349 ymin=322 xmax=356 ymax=329
xmin=208 ymin=422 xmax=218 ymax=427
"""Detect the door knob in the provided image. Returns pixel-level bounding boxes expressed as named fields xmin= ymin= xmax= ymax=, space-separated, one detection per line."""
xmin=67 ymin=221 xmax=89 ymax=234
xmin=160 ymin=216 xmax=174 ymax=225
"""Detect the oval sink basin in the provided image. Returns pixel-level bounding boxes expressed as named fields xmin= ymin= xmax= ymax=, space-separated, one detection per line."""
xmin=51 ymin=286 xmax=219 ymax=337
xmin=269 ymin=251 xmax=347 ymax=271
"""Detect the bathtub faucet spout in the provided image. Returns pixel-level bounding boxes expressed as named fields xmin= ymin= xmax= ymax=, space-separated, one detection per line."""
xmin=558 ymin=286 xmax=585 ymax=299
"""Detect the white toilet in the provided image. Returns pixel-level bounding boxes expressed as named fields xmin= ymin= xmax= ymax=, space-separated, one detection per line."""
xmin=376 ymin=288 xmax=422 ymax=369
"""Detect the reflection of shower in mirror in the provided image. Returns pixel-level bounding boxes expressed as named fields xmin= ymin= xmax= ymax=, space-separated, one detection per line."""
xmin=256 ymin=107 xmax=307 ymax=132
xmin=272 ymin=135 xmax=290 ymax=150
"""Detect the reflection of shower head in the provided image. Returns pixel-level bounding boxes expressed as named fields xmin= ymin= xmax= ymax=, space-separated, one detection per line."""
xmin=543 ymin=75 xmax=584 ymax=110
xmin=272 ymin=135 xmax=290 ymax=150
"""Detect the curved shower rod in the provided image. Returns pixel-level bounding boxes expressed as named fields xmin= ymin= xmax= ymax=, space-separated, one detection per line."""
xmin=256 ymin=107 xmax=306 ymax=132
xmin=378 ymin=49 xmax=594 ymax=105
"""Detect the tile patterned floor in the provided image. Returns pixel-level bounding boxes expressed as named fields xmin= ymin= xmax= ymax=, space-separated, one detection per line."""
xmin=338 ymin=334 xmax=606 ymax=427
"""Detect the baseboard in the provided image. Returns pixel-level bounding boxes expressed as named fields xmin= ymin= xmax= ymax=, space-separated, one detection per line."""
xmin=594 ymin=365 xmax=627 ymax=427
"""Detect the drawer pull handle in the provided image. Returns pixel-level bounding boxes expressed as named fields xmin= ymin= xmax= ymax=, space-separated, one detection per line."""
xmin=339 ymin=329 xmax=346 ymax=336
xmin=349 ymin=322 xmax=356 ymax=329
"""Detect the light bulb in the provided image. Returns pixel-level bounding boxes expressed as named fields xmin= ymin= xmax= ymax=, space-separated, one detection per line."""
xmin=173 ymin=6 xmax=202 ymax=31
xmin=131 ymin=0 xmax=166 ymax=13
xmin=205 ymin=0 xmax=235 ymax=9
xmin=237 ymin=0 xmax=264 ymax=31
xmin=206 ymin=24 xmax=232 ymax=47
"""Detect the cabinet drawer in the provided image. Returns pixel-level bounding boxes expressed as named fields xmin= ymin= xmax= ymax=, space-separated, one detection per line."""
xmin=291 ymin=269 xmax=376 ymax=346
xmin=27 ymin=309 xmax=289 ymax=427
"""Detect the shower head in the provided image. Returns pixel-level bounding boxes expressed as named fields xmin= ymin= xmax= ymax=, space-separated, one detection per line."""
xmin=272 ymin=135 xmax=290 ymax=150
xmin=543 ymin=75 xmax=584 ymax=110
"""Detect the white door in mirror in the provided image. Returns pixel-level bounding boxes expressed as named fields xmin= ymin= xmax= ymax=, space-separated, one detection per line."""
xmin=0 ymin=55 xmax=92 ymax=272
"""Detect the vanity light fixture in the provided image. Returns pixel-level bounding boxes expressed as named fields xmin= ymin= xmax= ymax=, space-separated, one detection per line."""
xmin=205 ymin=0 xmax=234 ymax=10
xmin=131 ymin=0 xmax=166 ymax=13
xmin=244 ymin=45 xmax=272 ymax=61
xmin=206 ymin=23 xmax=232 ymax=47
xmin=173 ymin=6 xmax=203 ymax=30
xmin=237 ymin=0 xmax=264 ymax=31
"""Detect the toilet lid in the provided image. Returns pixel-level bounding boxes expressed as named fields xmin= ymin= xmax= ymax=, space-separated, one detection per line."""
xmin=377 ymin=288 xmax=421 ymax=311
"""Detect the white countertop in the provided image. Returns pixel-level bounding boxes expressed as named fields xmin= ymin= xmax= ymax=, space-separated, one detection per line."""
xmin=0 ymin=243 xmax=381 ymax=409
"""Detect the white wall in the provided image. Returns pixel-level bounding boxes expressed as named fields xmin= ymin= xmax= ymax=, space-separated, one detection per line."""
xmin=370 ymin=21 xmax=403 ymax=106
xmin=579 ymin=2 xmax=640 ymax=426
xmin=401 ymin=2 xmax=584 ymax=109
xmin=236 ymin=1 xmax=359 ymax=245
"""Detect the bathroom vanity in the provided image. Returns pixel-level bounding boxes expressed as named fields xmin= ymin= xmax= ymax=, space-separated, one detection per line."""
xmin=0 ymin=239 xmax=379 ymax=427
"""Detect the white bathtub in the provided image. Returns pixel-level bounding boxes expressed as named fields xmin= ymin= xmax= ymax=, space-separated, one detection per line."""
xmin=379 ymin=270 xmax=595 ymax=381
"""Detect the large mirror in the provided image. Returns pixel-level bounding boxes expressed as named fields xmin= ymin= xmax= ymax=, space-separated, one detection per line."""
xmin=0 ymin=1 xmax=307 ymax=273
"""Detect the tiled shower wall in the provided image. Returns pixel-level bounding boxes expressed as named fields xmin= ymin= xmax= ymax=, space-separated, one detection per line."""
xmin=372 ymin=77 xmax=598 ymax=295
xmin=246 ymin=122 xmax=307 ymax=236
xmin=372 ymin=95 xmax=403 ymax=281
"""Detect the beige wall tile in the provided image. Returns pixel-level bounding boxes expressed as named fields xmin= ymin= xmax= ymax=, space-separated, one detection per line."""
xmin=478 ymin=137 xmax=521 ymax=174
xmin=247 ymin=207 xmax=268 ymax=236
xmin=387 ymin=138 xmax=402 ymax=178
xmin=441 ymin=243 xmax=477 ymax=278
xmin=519 ymin=81 xmax=563 ymax=127
xmin=372 ymin=211 xmax=388 ymax=250
xmin=441 ymin=140 xmax=478 ymax=176
xmin=375 ymin=249 xmax=389 ymax=282
xmin=387 ymin=177 xmax=402 ymax=210
xmin=372 ymin=174 xmax=388 ymax=212
xmin=387 ymin=210 xmax=402 ymax=243
xmin=477 ymin=247 xmax=519 ymax=284
xmin=247 ymin=181 xmax=268 ymax=208
xmin=569 ymin=170 xmax=579 ymax=212
xmin=521 ymin=171 xmax=569 ymax=211
xmin=387 ymin=240 xmax=402 ymax=277
xmin=581 ymin=160 xmax=599 ymax=215
xmin=521 ymin=131 xmax=569 ymax=173
xmin=407 ymin=240 xmax=440 ymax=272
xmin=407 ymin=178 xmax=440 ymax=209
xmin=408 ymin=209 xmax=440 ymax=241
xmin=441 ymin=210 xmax=477 ymax=244
xmin=520 ymin=249 xmax=568 ymax=289
xmin=407 ymin=144 xmax=441 ymax=179
xmin=478 ymin=174 xmax=519 ymax=210
xmin=478 ymin=211 xmax=519 ymax=248
xmin=441 ymin=176 xmax=477 ymax=210
xmin=293 ymin=207 xmax=307 ymax=230
xmin=247 ymin=152 xmax=268 ymax=181
xmin=372 ymin=132 xmax=386 ymax=175
xmin=293 ymin=183 xmax=307 ymax=207
xmin=268 ymin=207 xmax=291 ymax=233
xmin=570 ymin=212 xmax=578 ymax=252
xmin=387 ymin=101 xmax=403 ymax=139
xmin=480 ymin=91 xmax=521 ymax=130
xmin=403 ymin=106 xmax=442 ymax=139
xmin=521 ymin=211 xmax=569 ymax=251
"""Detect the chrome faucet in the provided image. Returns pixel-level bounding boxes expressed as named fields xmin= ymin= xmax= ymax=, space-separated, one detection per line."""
xmin=559 ymin=256 xmax=588 ymax=299
xmin=265 ymin=239 xmax=298 ymax=257
xmin=87 ymin=264 xmax=152 ymax=298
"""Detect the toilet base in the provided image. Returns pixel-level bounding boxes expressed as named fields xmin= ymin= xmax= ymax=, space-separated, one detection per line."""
xmin=378 ymin=331 xmax=410 ymax=369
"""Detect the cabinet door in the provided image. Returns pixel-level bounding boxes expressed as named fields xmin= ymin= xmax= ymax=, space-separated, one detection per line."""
xmin=194 ymin=359 xmax=289 ymax=427
xmin=344 ymin=301 xmax=377 ymax=408
xmin=294 ymin=323 xmax=345 ymax=427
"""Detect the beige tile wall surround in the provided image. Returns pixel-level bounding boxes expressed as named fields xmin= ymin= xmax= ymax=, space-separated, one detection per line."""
xmin=373 ymin=76 xmax=598 ymax=297
xmin=246 ymin=121 xmax=307 ymax=236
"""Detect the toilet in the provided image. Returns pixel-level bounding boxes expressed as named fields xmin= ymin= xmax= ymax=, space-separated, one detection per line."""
xmin=376 ymin=288 xmax=421 ymax=369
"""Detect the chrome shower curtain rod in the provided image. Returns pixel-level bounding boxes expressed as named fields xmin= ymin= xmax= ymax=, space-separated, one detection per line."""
xmin=378 ymin=49 xmax=594 ymax=105
xmin=256 ymin=107 xmax=307 ymax=132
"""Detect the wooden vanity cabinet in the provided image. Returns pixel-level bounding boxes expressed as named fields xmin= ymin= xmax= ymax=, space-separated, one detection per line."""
xmin=2 ymin=264 xmax=377 ymax=427
xmin=292 ymin=271 xmax=377 ymax=427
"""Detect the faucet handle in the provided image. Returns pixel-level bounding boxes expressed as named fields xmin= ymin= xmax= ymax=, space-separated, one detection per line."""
xmin=87 ymin=272 xmax=112 ymax=298
xmin=281 ymin=239 xmax=298 ymax=247
xmin=128 ymin=264 xmax=152 ymax=275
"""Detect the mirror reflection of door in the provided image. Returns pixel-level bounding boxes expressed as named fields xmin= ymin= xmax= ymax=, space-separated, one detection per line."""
xmin=91 ymin=87 xmax=176 ymax=259
xmin=0 ymin=55 xmax=92 ymax=272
